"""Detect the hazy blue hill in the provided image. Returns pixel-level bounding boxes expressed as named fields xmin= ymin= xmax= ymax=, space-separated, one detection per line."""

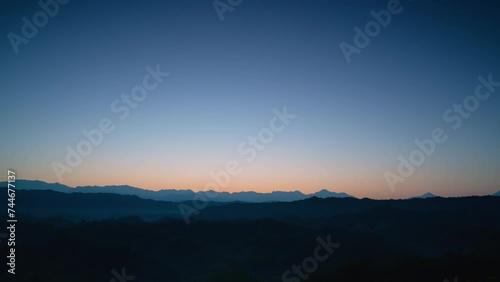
xmin=2 ymin=179 xmax=71 ymax=193
xmin=215 ymin=190 xmax=308 ymax=202
xmin=312 ymin=189 xmax=353 ymax=198
xmin=1 ymin=179 xmax=354 ymax=203
xmin=5 ymin=188 xmax=500 ymax=224
xmin=9 ymin=189 xmax=183 ymax=221
xmin=494 ymin=191 xmax=500 ymax=196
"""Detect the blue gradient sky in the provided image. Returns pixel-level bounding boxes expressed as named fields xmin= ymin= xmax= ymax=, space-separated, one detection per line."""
xmin=1 ymin=0 xmax=499 ymax=199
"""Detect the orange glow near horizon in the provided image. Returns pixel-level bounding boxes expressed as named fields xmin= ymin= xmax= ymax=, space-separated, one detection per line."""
xmin=4 ymin=154 xmax=498 ymax=200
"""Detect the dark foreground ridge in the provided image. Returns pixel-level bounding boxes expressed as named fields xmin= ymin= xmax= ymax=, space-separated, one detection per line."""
xmin=1 ymin=189 xmax=499 ymax=281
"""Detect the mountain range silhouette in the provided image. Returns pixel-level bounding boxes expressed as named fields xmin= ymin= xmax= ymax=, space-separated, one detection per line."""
xmin=0 ymin=180 xmax=353 ymax=202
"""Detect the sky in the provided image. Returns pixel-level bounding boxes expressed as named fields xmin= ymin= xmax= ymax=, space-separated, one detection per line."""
xmin=1 ymin=0 xmax=499 ymax=199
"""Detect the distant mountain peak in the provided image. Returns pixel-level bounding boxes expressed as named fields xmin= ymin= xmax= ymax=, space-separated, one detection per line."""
xmin=414 ymin=192 xmax=438 ymax=199
xmin=311 ymin=189 xmax=353 ymax=199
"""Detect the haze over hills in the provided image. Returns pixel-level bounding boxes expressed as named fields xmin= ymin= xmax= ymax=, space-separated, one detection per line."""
xmin=1 ymin=179 xmax=353 ymax=203
xmin=3 ymin=188 xmax=500 ymax=223
xmin=3 ymin=180 xmax=498 ymax=202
